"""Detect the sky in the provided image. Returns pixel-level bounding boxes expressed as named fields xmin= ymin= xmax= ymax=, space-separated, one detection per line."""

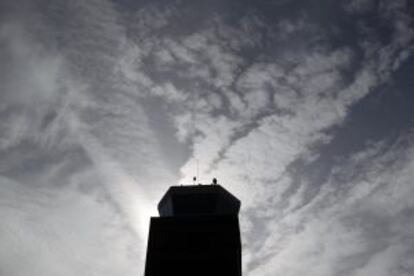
xmin=0 ymin=0 xmax=414 ymax=275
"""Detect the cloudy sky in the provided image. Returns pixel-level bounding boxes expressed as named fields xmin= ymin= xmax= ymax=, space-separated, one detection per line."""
xmin=1 ymin=0 xmax=414 ymax=275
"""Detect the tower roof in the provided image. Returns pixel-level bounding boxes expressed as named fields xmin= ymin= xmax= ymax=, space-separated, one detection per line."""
xmin=158 ymin=184 xmax=240 ymax=217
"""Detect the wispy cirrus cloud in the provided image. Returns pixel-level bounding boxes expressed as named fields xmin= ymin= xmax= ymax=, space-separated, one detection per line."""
xmin=0 ymin=176 xmax=142 ymax=276
xmin=114 ymin=1 xmax=414 ymax=275
xmin=0 ymin=1 xmax=177 ymax=275
xmin=1 ymin=0 xmax=414 ymax=275
xmin=246 ymin=132 xmax=414 ymax=275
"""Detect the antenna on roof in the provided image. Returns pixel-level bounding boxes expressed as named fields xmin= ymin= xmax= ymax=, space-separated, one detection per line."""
xmin=190 ymin=91 xmax=202 ymax=185
xmin=196 ymin=159 xmax=200 ymax=183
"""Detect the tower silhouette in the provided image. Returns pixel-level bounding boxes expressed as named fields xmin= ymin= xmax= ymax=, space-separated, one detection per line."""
xmin=144 ymin=183 xmax=242 ymax=276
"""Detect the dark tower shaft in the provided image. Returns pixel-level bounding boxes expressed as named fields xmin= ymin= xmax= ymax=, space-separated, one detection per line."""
xmin=144 ymin=184 xmax=242 ymax=276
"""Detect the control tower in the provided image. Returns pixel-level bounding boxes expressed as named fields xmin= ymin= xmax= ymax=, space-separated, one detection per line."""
xmin=144 ymin=182 xmax=242 ymax=276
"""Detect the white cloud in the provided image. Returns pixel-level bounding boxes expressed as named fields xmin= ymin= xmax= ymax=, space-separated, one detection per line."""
xmin=0 ymin=2 xmax=177 ymax=275
xmin=0 ymin=176 xmax=141 ymax=276
xmin=246 ymin=135 xmax=414 ymax=275
xmin=0 ymin=22 xmax=67 ymax=150
xmin=1 ymin=0 xmax=414 ymax=275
